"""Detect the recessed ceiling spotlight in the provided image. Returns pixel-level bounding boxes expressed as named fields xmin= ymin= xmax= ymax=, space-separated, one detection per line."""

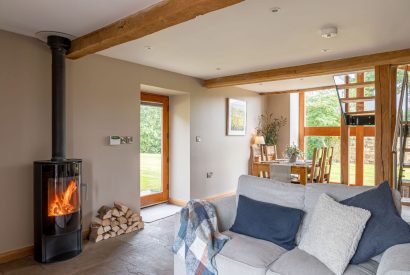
xmin=144 ymin=45 xmax=152 ymax=50
xmin=321 ymin=48 xmax=331 ymax=53
xmin=320 ymin=26 xmax=338 ymax=38
xmin=271 ymin=7 xmax=281 ymax=13
xmin=216 ymin=67 xmax=222 ymax=71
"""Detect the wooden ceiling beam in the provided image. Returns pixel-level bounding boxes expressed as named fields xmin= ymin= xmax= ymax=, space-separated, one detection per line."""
xmin=204 ymin=48 xmax=410 ymax=88
xmin=260 ymin=81 xmax=375 ymax=95
xmin=67 ymin=0 xmax=244 ymax=59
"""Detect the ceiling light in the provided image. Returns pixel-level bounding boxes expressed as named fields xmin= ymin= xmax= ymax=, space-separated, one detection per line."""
xmin=271 ymin=7 xmax=281 ymax=13
xmin=216 ymin=67 xmax=222 ymax=71
xmin=144 ymin=45 xmax=152 ymax=50
xmin=321 ymin=48 xmax=331 ymax=53
xmin=320 ymin=26 xmax=338 ymax=38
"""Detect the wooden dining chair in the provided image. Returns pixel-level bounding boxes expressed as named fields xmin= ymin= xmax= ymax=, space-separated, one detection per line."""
xmin=257 ymin=163 xmax=270 ymax=178
xmin=308 ymin=147 xmax=324 ymax=183
xmin=319 ymin=147 xmax=334 ymax=183
xmin=265 ymin=145 xmax=277 ymax=161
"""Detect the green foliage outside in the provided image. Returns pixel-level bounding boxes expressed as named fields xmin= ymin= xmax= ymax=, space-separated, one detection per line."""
xmin=140 ymin=104 xmax=162 ymax=195
xmin=140 ymin=105 xmax=162 ymax=154
xmin=140 ymin=153 xmax=162 ymax=194
xmin=305 ymin=90 xmax=341 ymax=163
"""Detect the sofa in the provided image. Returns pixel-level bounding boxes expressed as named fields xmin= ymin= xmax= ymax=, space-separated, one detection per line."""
xmin=174 ymin=175 xmax=410 ymax=275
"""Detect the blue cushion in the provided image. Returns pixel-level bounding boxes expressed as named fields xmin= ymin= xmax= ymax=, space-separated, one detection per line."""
xmin=230 ymin=195 xmax=304 ymax=250
xmin=341 ymin=181 xmax=410 ymax=264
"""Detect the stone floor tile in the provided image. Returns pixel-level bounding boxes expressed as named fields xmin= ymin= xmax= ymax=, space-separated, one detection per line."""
xmin=0 ymin=215 xmax=176 ymax=275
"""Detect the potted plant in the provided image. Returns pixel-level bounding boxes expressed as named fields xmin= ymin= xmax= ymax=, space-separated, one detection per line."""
xmin=256 ymin=113 xmax=287 ymax=145
xmin=285 ymin=144 xmax=303 ymax=163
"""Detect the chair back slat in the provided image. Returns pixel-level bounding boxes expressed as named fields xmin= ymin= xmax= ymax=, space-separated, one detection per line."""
xmin=319 ymin=147 xmax=334 ymax=183
xmin=309 ymin=147 xmax=324 ymax=183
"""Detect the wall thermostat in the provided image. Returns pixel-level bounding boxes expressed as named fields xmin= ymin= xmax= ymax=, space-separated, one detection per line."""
xmin=109 ymin=136 xmax=121 ymax=145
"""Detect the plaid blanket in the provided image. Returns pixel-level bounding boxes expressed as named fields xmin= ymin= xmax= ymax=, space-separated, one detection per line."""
xmin=172 ymin=200 xmax=229 ymax=275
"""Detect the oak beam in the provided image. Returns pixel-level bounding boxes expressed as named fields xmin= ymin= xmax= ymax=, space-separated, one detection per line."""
xmin=260 ymin=81 xmax=375 ymax=95
xmin=355 ymin=73 xmax=365 ymax=186
xmin=340 ymin=76 xmax=350 ymax=185
xmin=204 ymin=48 xmax=410 ymax=88
xmin=375 ymin=65 xmax=397 ymax=186
xmin=67 ymin=0 xmax=244 ymax=59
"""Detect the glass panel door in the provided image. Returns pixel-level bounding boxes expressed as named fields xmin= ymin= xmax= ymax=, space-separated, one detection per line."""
xmin=140 ymin=93 xmax=169 ymax=207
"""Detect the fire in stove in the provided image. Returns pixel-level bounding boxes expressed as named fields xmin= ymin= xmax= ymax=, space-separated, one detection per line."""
xmin=48 ymin=179 xmax=79 ymax=216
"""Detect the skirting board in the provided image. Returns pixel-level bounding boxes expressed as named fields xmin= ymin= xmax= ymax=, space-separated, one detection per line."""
xmin=0 ymin=229 xmax=90 ymax=264
xmin=204 ymin=191 xmax=235 ymax=202
xmin=169 ymin=190 xmax=236 ymax=207
xmin=0 ymin=246 xmax=33 ymax=264
xmin=168 ymin=197 xmax=187 ymax=207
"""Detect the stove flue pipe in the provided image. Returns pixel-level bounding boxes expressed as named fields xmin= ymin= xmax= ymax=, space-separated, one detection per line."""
xmin=47 ymin=35 xmax=71 ymax=161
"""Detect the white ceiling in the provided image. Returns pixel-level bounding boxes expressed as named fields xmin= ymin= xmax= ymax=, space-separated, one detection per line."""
xmin=98 ymin=0 xmax=410 ymax=91
xmin=1 ymin=0 xmax=410 ymax=93
xmin=0 ymin=0 xmax=162 ymax=38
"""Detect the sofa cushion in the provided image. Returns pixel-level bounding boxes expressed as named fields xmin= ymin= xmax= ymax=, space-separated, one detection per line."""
xmin=298 ymin=184 xmax=373 ymax=244
xmin=237 ymin=175 xmax=305 ymax=210
xmin=299 ymin=194 xmax=371 ymax=275
xmin=230 ymin=195 xmax=304 ymax=250
xmin=299 ymin=184 xmax=403 ymax=244
xmin=215 ymin=230 xmax=287 ymax=275
xmin=267 ymin=248 xmax=378 ymax=275
xmin=341 ymin=181 xmax=410 ymax=264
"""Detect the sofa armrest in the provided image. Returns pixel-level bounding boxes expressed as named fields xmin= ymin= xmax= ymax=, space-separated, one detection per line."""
xmin=377 ymin=243 xmax=410 ymax=275
xmin=210 ymin=195 xmax=236 ymax=232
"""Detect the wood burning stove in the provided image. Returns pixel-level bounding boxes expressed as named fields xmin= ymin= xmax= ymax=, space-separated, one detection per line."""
xmin=34 ymin=160 xmax=82 ymax=262
xmin=33 ymin=35 xmax=82 ymax=263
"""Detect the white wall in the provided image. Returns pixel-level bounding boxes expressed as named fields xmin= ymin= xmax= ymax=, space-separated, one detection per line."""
xmin=0 ymin=30 xmax=51 ymax=253
xmin=265 ymin=94 xmax=291 ymax=155
xmin=0 ymin=30 xmax=264 ymax=253
xmin=189 ymin=89 xmax=262 ymax=198
xmin=289 ymin=93 xmax=300 ymax=146
xmin=169 ymin=94 xmax=190 ymax=202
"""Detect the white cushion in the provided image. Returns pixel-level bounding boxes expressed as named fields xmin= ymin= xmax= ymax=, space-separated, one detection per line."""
xmin=299 ymin=194 xmax=371 ymax=275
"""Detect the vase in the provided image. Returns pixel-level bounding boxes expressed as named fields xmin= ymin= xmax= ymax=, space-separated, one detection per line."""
xmin=289 ymin=155 xmax=297 ymax=163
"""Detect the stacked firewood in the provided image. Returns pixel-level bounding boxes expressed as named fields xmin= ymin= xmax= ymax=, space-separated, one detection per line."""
xmin=89 ymin=202 xmax=144 ymax=243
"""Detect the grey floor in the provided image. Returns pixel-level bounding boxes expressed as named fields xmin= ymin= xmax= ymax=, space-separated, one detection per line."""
xmin=0 ymin=215 xmax=175 ymax=275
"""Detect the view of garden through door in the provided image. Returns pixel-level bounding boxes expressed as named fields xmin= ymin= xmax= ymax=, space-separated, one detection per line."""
xmin=140 ymin=93 xmax=169 ymax=207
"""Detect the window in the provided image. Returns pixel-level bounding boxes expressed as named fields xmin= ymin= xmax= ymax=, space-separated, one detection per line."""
xmin=300 ymin=71 xmax=376 ymax=185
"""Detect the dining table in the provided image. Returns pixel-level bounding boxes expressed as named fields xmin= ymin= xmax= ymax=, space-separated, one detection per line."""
xmin=251 ymin=159 xmax=312 ymax=185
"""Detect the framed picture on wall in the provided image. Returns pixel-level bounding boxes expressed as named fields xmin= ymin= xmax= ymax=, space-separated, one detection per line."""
xmin=226 ymin=98 xmax=247 ymax=136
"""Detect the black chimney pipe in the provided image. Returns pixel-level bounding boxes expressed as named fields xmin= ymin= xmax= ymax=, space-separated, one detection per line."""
xmin=47 ymin=36 xmax=71 ymax=161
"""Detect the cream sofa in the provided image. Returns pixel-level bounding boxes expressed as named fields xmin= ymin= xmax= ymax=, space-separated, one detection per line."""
xmin=174 ymin=175 xmax=410 ymax=275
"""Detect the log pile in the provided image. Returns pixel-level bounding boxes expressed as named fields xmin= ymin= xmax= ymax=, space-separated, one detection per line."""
xmin=89 ymin=202 xmax=144 ymax=243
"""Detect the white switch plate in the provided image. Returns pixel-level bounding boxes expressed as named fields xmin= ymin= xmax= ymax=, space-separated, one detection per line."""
xmin=109 ymin=136 xmax=121 ymax=145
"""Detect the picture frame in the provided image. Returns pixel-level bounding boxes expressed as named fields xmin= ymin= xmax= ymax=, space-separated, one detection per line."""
xmin=226 ymin=98 xmax=247 ymax=136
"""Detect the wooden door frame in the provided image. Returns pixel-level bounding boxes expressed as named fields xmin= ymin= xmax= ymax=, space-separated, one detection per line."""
xmin=140 ymin=92 xmax=169 ymax=207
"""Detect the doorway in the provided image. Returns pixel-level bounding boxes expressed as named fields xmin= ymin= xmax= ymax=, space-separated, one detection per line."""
xmin=140 ymin=92 xmax=169 ymax=207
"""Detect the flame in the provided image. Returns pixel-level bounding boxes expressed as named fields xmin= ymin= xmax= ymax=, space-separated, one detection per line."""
xmin=48 ymin=180 xmax=78 ymax=216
